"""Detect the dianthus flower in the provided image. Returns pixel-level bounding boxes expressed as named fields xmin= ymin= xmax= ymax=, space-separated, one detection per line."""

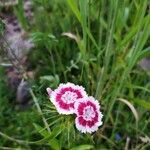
xmin=74 ymin=97 xmax=103 ymax=133
xmin=49 ymin=83 xmax=87 ymax=114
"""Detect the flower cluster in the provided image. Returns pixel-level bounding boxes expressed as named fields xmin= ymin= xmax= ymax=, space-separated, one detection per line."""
xmin=47 ymin=82 xmax=103 ymax=133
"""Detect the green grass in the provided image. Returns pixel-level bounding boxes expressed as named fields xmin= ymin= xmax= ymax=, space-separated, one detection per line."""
xmin=0 ymin=0 xmax=150 ymax=149
xmin=0 ymin=67 xmax=49 ymax=149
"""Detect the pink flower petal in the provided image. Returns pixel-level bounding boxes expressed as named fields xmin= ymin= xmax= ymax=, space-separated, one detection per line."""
xmin=46 ymin=87 xmax=53 ymax=97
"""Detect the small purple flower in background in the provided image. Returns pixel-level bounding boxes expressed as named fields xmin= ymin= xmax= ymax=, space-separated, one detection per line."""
xmin=115 ymin=133 xmax=121 ymax=141
xmin=49 ymin=83 xmax=87 ymax=115
xmin=74 ymin=97 xmax=103 ymax=133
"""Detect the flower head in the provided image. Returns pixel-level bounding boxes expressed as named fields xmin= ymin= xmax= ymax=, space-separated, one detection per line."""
xmin=74 ymin=97 xmax=103 ymax=133
xmin=50 ymin=83 xmax=87 ymax=114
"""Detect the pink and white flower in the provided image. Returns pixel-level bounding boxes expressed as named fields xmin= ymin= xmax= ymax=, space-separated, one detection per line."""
xmin=50 ymin=83 xmax=87 ymax=114
xmin=74 ymin=97 xmax=103 ymax=133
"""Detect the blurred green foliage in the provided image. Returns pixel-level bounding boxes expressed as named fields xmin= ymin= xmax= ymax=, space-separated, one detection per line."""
xmin=0 ymin=0 xmax=150 ymax=149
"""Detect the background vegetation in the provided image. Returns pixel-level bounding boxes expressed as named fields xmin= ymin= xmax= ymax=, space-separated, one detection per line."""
xmin=0 ymin=0 xmax=150 ymax=149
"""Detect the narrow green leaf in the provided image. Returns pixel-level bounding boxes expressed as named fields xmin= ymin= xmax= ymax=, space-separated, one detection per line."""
xmin=33 ymin=123 xmax=49 ymax=137
xmin=70 ymin=145 xmax=94 ymax=150
xmin=132 ymin=98 xmax=150 ymax=110
xmin=137 ymin=47 xmax=150 ymax=62
xmin=67 ymin=0 xmax=81 ymax=23
xmin=33 ymin=123 xmax=62 ymax=150
xmin=86 ymin=27 xmax=99 ymax=50
xmin=48 ymin=139 xmax=61 ymax=150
